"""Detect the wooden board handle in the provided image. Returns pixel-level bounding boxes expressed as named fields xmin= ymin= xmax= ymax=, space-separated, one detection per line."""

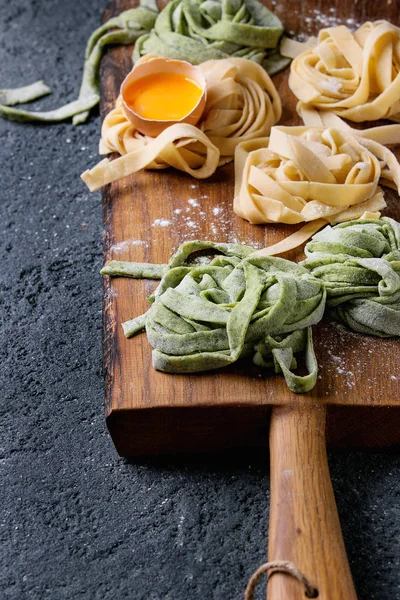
xmin=267 ymin=402 xmax=357 ymax=600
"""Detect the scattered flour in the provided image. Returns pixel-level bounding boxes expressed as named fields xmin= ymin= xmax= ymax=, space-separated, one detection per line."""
xmin=320 ymin=79 xmax=342 ymax=94
xmin=306 ymin=9 xmax=361 ymax=30
xmin=104 ymin=286 xmax=118 ymax=300
xmin=152 ymin=218 xmax=172 ymax=227
xmin=111 ymin=239 xmax=148 ymax=253
xmin=287 ymin=8 xmax=361 ymax=40
xmin=176 ymin=515 xmax=185 ymax=548
xmin=188 ymin=198 xmax=200 ymax=207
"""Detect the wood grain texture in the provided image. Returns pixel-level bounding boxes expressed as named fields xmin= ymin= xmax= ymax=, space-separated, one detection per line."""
xmin=101 ymin=0 xmax=400 ymax=455
xmin=268 ymin=403 xmax=357 ymax=599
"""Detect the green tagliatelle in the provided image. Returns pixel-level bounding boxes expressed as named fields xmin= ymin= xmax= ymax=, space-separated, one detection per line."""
xmin=302 ymin=217 xmax=400 ymax=337
xmin=133 ymin=0 xmax=289 ymax=75
xmin=101 ymin=240 xmax=326 ymax=393
xmin=101 ymin=219 xmax=400 ymax=392
xmin=0 ymin=81 xmax=51 ymax=107
xmin=0 ymin=0 xmax=288 ymax=125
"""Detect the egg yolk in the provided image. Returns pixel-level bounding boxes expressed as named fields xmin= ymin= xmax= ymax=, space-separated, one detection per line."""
xmin=124 ymin=72 xmax=203 ymax=121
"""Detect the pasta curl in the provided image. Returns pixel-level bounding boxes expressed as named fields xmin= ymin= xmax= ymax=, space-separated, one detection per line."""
xmin=101 ymin=240 xmax=325 ymax=393
xmin=302 ymin=217 xmax=400 ymax=337
xmin=82 ymin=57 xmax=281 ymax=190
xmin=288 ymin=21 xmax=400 ymax=123
xmin=234 ymin=126 xmax=400 ymax=252
xmin=200 ymin=58 xmax=282 ymax=163
xmin=133 ymin=0 xmax=289 ymax=75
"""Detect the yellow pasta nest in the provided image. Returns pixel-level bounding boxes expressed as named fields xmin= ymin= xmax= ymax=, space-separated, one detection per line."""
xmin=199 ymin=58 xmax=281 ymax=163
xmin=82 ymin=57 xmax=281 ymax=191
xmin=288 ymin=20 xmax=400 ymax=123
xmin=234 ymin=126 xmax=400 ymax=251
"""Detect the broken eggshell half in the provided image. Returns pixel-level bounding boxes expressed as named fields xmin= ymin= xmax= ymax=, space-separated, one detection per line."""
xmin=120 ymin=56 xmax=207 ymax=137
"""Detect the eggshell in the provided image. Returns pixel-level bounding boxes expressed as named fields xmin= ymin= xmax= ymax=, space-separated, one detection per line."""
xmin=120 ymin=56 xmax=207 ymax=137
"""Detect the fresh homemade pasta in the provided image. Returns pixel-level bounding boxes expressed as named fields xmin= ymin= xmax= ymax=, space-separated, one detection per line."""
xmin=82 ymin=56 xmax=281 ymax=191
xmin=286 ymin=21 xmax=400 ymax=124
xmin=133 ymin=0 xmax=289 ymax=75
xmin=101 ymin=240 xmax=325 ymax=393
xmin=234 ymin=125 xmax=400 ymax=252
xmin=0 ymin=80 xmax=51 ymax=107
xmin=100 ymin=218 xmax=400 ymax=392
xmin=199 ymin=58 xmax=282 ymax=164
xmin=302 ymin=217 xmax=400 ymax=337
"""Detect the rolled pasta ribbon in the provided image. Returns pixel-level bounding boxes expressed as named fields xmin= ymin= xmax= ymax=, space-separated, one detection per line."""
xmin=82 ymin=57 xmax=281 ymax=189
xmin=81 ymin=121 xmax=221 ymax=191
xmin=296 ymin=103 xmax=400 ymax=146
xmin=234 ymin=125 xmax=400 ymax=251
xmin=302 ymin=218 xmax=400 ymax=337
xmin=303 ymin=216 xmax=400 ymax=260
xmin=287 ymin=21 xmax=400 ymax=125
xmin=133 ymin=0 xmax=289 ymax=75
xmin=199 ymin=58 xmax=282 ymax=163
xmin=101 ymin=240 xmax=326 ymax=393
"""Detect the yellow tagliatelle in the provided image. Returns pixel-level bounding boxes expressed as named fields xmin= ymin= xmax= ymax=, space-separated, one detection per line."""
xmin=199 ymin=58 xmax=281 ymax=163
xmin=81 ymin=56 xmax=281 ymax=191
xmin=234 ymin=126 xmax=400 ymax=251
xmin=287 ymin=21 xmax=400 ymax=124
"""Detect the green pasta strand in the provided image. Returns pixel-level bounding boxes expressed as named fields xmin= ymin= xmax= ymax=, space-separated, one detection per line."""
xmin=122 ymin=312 xmax=151 ymax=338
xmin=100 ymin=260 xmax=167 ymax=279
xmin=101 ymin=219 xmax=400 ymax=392
xmin=0 ymin=80 xmax=51 ymax=106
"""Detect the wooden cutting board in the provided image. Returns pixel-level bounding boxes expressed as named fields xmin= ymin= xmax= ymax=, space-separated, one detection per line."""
xmin=101 ymin=0 xmax=400 ymax=457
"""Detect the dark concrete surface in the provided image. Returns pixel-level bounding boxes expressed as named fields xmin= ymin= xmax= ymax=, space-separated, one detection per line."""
xmin=0 ymin=1 xmax=399 ymax=598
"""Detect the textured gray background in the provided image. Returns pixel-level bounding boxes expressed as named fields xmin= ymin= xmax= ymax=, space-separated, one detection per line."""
xmin=1 ymin=1 xmax=399 ymax=598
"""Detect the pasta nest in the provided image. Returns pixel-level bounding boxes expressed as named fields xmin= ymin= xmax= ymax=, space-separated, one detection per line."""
xmin=288 ymin=20 xmax=400 ymax=123
xmin=234 ymin=126 xmax=400 ymax=227
xmin=302 ymin=217 xmax=400 ymax=337
xmin=81 ymin=57 xmax=281 ymax=191
xmin=103 ymin=240 xmax=326 ymax=393
xmin=132 ymin=0 xmax=288 ymax=75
